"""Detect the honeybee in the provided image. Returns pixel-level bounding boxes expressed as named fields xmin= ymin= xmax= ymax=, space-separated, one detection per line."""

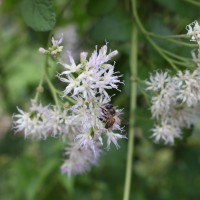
xmin=99 ymin=103 xmax=117 ymax=130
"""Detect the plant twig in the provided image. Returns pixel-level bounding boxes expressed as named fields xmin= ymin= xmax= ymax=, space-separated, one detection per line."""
xmin=123 ymin=12 xmax=138 ymax=200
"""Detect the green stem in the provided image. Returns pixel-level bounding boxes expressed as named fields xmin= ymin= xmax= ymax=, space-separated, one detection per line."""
xmin=123 ymin=18 xmax=138 ymax=200
xmin=34 ymin=2 xmax=75 ymax=107
xmin=162 ymin=49 xmax=191 ymax=62
xmin=146 ymin=36 xmax=178 ymax=71
xmin=167 ymin=59 xmax=193 ymax=68
xmin=56 ymin=90 xmax=76 ymax=105
xmin=147 ymin=32 xmax=188 ymax=39
xmin=149 ymin=34 xmax=196 ymax=48
xmin=158 ymin=49 xmax=195 ymax=68
xmin=45 ymin=73 xmax=59 ymax=106
xmin=131 ymin=0 xmax=180 ymax=71
xmin=43 ymin=33 xmax=61 ymax=106
xmin=34 ymin=77 xmax=44 ymax=102
xmin=164 ymin=38 xmax=198 ymax=47
xmin=146 ymin=32 xmax=197 ymax=48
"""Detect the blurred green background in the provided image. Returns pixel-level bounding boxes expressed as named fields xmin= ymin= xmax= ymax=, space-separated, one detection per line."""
xmin=1 ymin=0 xmax=200 ymax=199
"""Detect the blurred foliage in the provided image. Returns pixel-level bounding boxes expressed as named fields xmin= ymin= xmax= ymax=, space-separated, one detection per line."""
xmin=1 ymin=0 xmax=200 ymax=200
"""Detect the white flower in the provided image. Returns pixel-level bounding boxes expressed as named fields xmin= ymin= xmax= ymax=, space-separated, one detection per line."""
xmin=13 ymin=102 xmax=66 ymax=139
xmin=191 ymin=49 xmax=200 ymax=67
xmin=145 ymin=71 xmax=170 ymax=91
xmin=145 ymin=20 xmax=200 ymax=145
xmin=106 ymin=131 xmax=127 ymax=150
xmin=13 ymin=107 xmax=32 ymax=137
xmin=151 ymin=121 xmax=182 ymax=145
xmin=148 ymin=74 xmax=176 ymax=119
xmin=163 ymin=105 xmax=200 ymax=128
xmin=48 ymin=106 xmax=66 ymax=137
xmin=58 ymin=44 xmax=121 ymax=101
xmin=186 ymin=20 xmax=200 ymax=45
xmin=67 ymin=96 xmax=125 ymax=151
xmin=14 ymin=39 xmax=125 ymax=175
xmin=52 ymin=34 xmax=63 ymax=47
xmin=59 ymin=75 xmax=80 ymax=96
xmin=60 ymin=142 xmax=101 ymax=175
xmin=87 ymin=44 xmax=118 ymax=68
xmin=173 ymin=69 xmax=200 ymax=106
xmin=74 ymin=132 xmax=103 ymax=157
xmin=13 ymin=102 xmax=51 ymax=139
xmin=146 ymin=69 xmax=200 ymax=145
xmin=69 ymin=99 xmax=100 ymax=130
xmin=59 ymin=52 xmax=82 ymax=75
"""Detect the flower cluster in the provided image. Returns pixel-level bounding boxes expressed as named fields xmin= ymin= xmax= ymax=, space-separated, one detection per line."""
xmin=146 ymin=20 xmax=200 ymax=145
xmin=13 ymin=37 xmax=125 ymax=175
xmin=57 ymin=44 xmax=121 ymax=100
xmin=13 ymin=102 xmax=68 ymax=139
xmin=146 ymin=70 xmax=200 ymax=145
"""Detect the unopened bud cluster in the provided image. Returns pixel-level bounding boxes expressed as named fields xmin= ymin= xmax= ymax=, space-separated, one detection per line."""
xmin=39 ymin=35 xmax=63 ymax=57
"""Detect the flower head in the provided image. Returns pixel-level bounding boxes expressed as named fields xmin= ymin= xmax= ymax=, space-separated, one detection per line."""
xmin=145 ymin=71 xmax=170 ymax=91
xmin=61 ymin=142 xmax=101 ymax=176
xmin=13 ymin=101 xmax=67 ymax=139
xmin=58 ymin=44 xmax=122 ymax=101
xmin=173 ymin=69 xmax=200 ymax=106
xmin=151 ymin=121 xmax=182 ymax=145
xmin=146 ymin=69 xmax=200 ymax=145
xmin=14 ymin=39 xmax=125 ymax=176
xmin=186 ymin=20 xmax=200 ymax=45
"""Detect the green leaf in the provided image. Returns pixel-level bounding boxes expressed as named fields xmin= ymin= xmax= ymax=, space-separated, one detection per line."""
xmin=20 ymin=0 xmax=56 ymax=32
